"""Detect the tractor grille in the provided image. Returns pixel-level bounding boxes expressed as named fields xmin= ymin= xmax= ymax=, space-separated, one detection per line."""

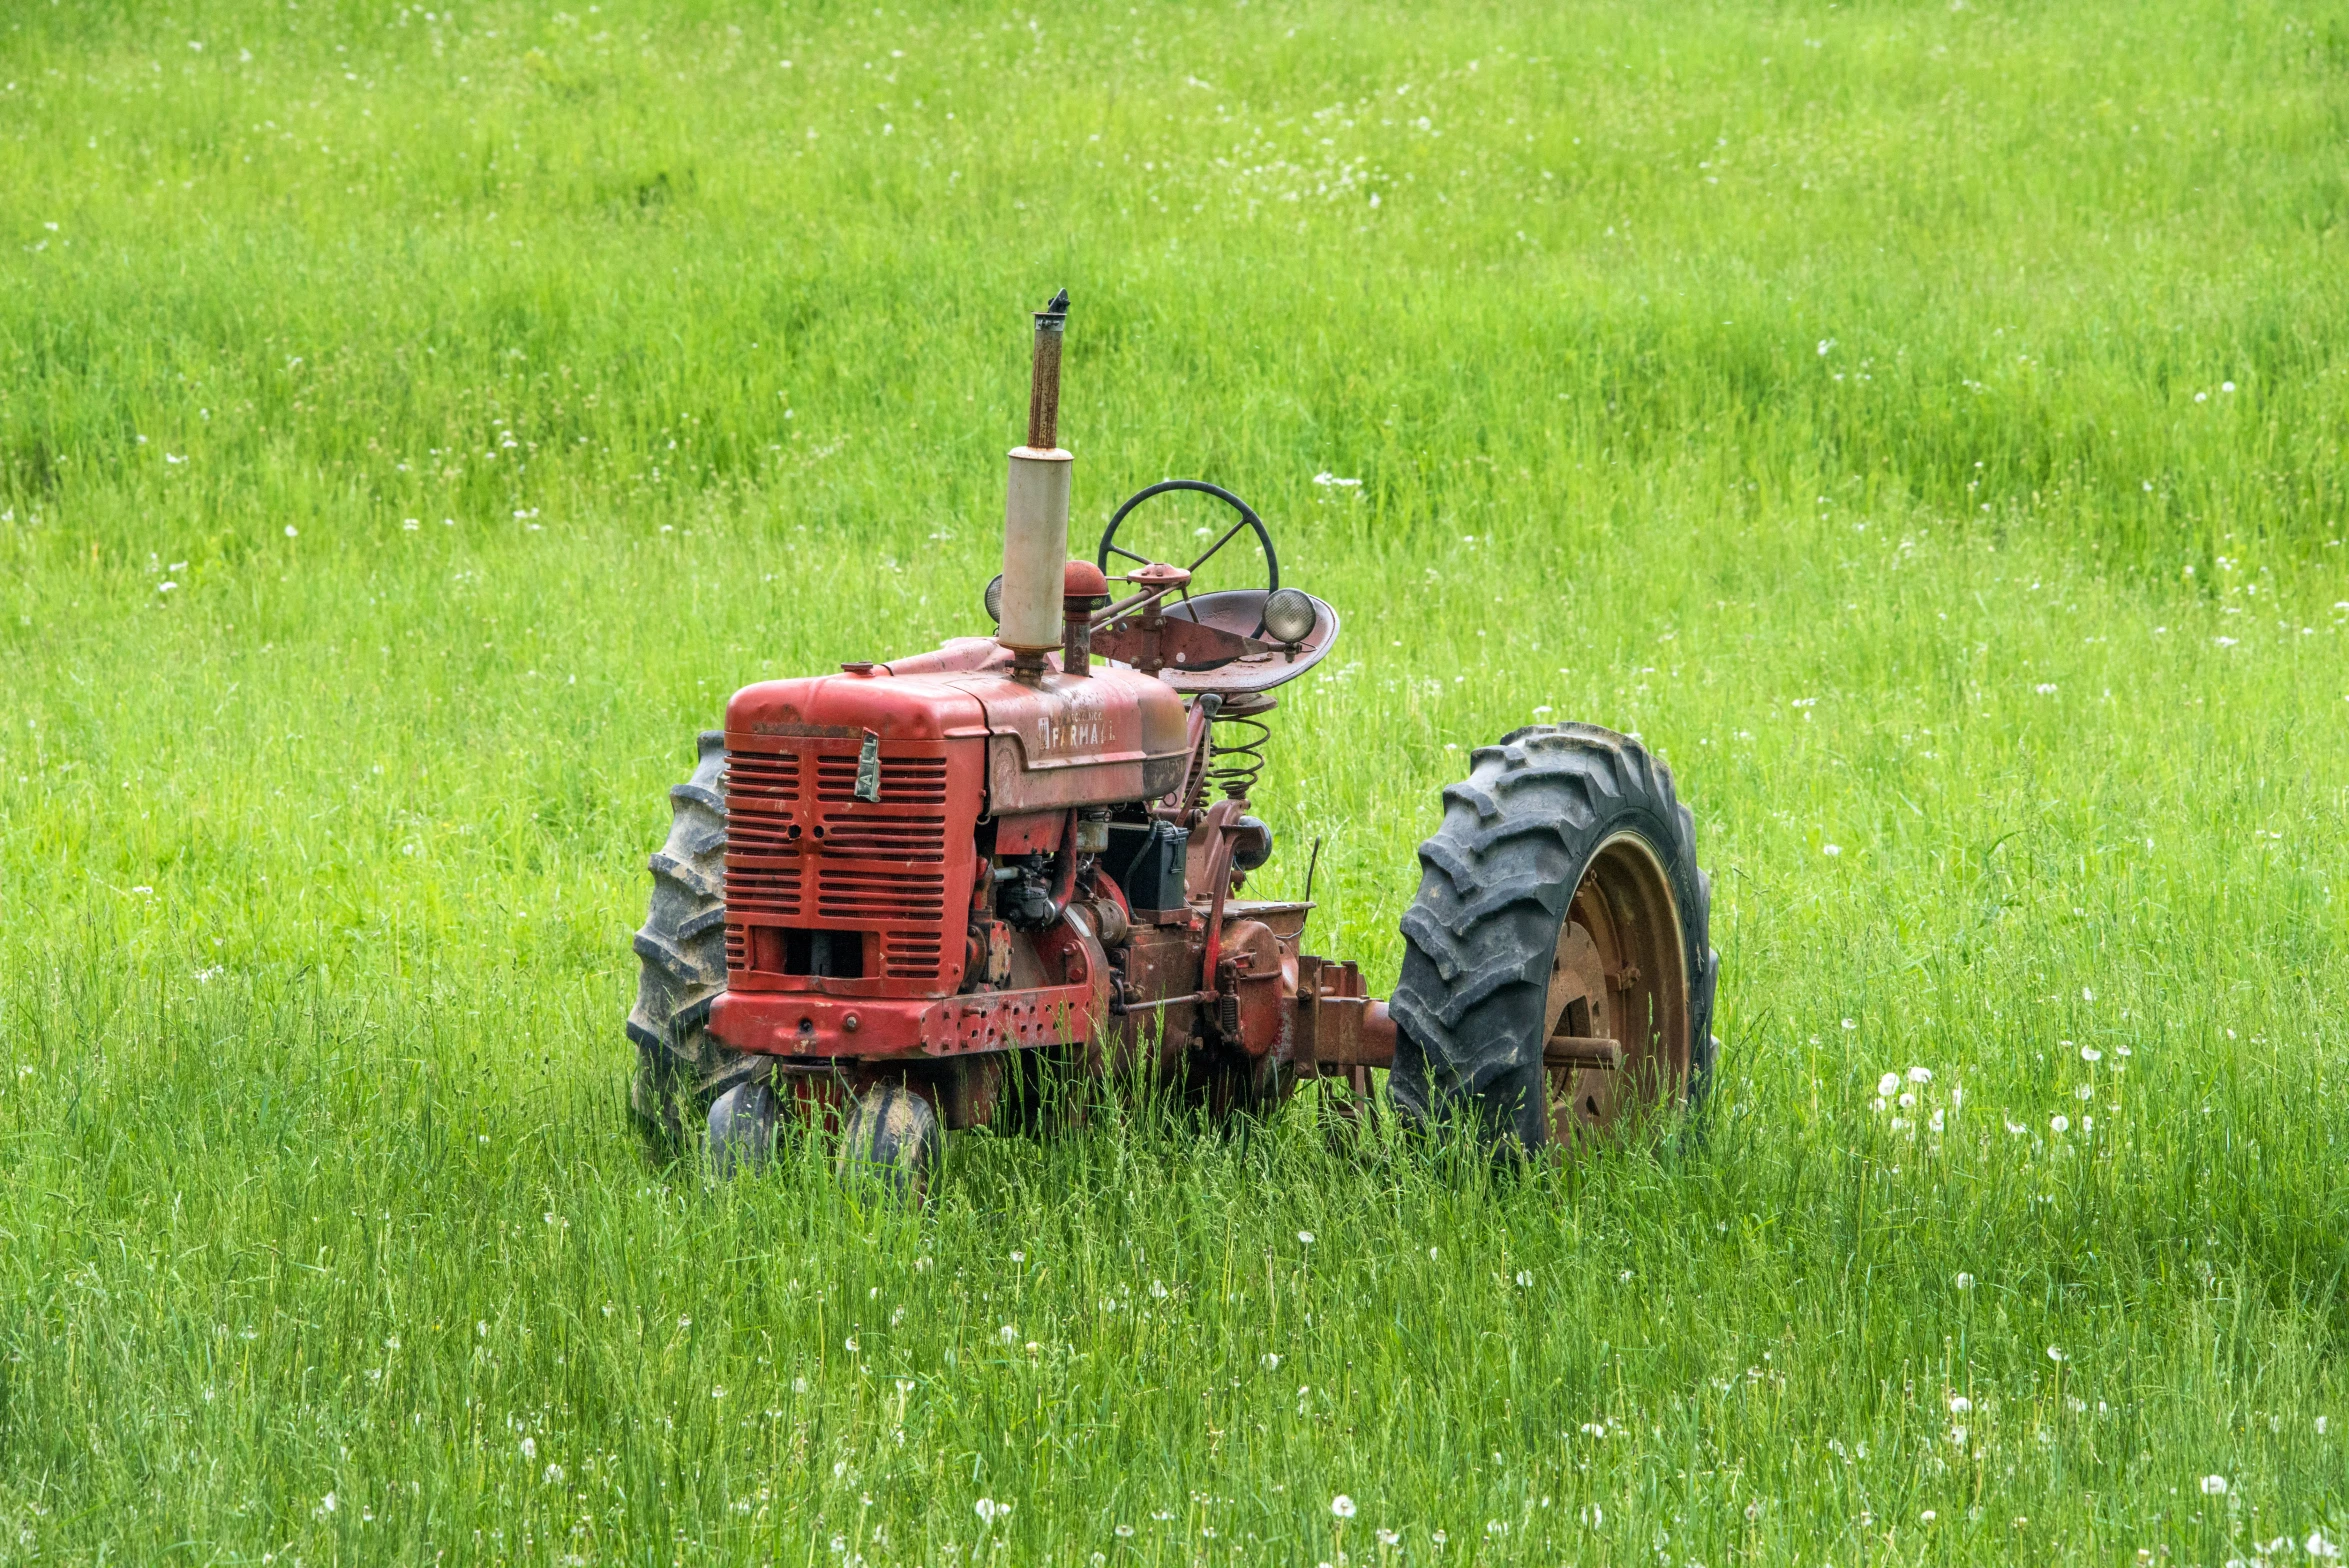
xmin=724 ymin=739 xmax=973 ymax=991
xmin=723 ymin=752 xmax=804 ymax=918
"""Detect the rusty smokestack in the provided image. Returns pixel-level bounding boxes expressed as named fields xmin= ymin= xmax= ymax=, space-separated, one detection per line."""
xmin=999 ymin=290 xmax=1073 ymax=664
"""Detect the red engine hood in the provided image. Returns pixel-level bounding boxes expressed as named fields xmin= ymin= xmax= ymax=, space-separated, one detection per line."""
xmin=725 ymin=639 xmax=1189 ymax=813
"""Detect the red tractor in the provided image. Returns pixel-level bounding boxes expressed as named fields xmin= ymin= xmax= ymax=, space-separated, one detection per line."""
xmin=628 ymin=292 xmax=1718 ymax=1194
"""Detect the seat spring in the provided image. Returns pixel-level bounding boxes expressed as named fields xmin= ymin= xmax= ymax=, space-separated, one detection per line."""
xmin=1204 ymin=711 xmax=1271 ymax=802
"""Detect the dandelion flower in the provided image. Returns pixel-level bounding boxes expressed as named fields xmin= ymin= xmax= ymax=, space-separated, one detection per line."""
xmin=2046 ymin=1344 xmax=2068 ymax=1363
xmin=1955 ymin=1272 xmax=1975 ymax=1290
xmin=2080 ymin=1046 xmax=2102 ymax=1063
xmin=1908 ymin=1066 xmax=1933 ymax=1083
xmin=1878 ymin=1072 xmax=1901 ymax=1097
xmin=1298 ymin=1230 xmax=1315 ymax=1245
xmin=1822 ymin=843 xmax=1842 ymax=857
xmin=2051 ymin=1114 xmax=2070 ymax=1134
xmin=1331 ymin=1495 xmax=1357 ymax=1519
xmin=2200 ymin=1475 xmax=2228 ymax=1495
xmin=1949 ymin=1395 xmax=1972 ymax=1413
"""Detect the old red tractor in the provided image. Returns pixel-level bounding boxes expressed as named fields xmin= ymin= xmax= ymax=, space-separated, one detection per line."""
xmin=628 ymin=292 xmax=1718 ymax=1194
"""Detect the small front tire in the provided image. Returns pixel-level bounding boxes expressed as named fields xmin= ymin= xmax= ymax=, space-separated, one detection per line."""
xmin=707 ymin=1080 xmax=780 ymax=1178
xmin=837 ymin=1084 xmax=944 ymax=1205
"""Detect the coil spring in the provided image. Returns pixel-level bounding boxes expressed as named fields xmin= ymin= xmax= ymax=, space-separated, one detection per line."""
xmin=1204 ymin=711 xmax=1271 ymax=802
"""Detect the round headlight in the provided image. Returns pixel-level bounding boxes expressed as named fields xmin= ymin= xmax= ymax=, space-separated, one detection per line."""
xmin=1261 ymin=587 xmax=1317 ymax=644
xmin=984 ymin=573 xmax=1004 ymax=625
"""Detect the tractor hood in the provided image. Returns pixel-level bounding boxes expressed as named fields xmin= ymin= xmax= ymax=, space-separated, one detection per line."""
xmin=725 ymin=638 xmax=1190 ymax=812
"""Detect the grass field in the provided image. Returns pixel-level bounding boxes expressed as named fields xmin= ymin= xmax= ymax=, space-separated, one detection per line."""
xmin=5 ymin=0 xmax=2349 ymax=1561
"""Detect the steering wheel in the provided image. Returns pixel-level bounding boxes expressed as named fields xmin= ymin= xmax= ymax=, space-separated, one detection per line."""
xmin=1097 ymin=480 xmax=1279 ymax=593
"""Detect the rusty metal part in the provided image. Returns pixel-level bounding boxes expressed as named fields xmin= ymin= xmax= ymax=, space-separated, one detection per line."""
xmin=1289 ymin=955 xmax=1395 ymax=1070
xmin=1192 ymin=798 xmax=1250 ymax=993
xmin=1061 ymin=560 xmax=1111 ymax=678
xmin=1112 ymin=989 xmax=1213 ymax=1016
xmin=1543 ymin=1036 xmax=1623 ymax=1071
xmin=1090 ymin=590 xmax=1340 ymax=698
xmin=1027 ymin=289 xmax=1068 ymax=450
xmin=1002 ymin=300 xmax=1075 ymax=660
xmin=1206 ymin=698 xmax=1274 ymax=802
xmin=1217 ymin=918 xmax=1285 ymax=1055
xmin=1076 ymin=894 xmax=1129 ymax=947
xmin=1542 ymin=833 xmax=1691 ymax=1141
xmin=1091 ymin=562 xmax=1193 ymax=633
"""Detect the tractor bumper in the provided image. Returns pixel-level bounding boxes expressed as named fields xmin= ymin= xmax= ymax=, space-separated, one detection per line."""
xmin=710 ymin=981 xmax=1106 ymax=1061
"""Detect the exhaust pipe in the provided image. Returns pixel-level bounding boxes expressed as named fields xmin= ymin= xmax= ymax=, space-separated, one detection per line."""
xmin=1000 ymin=289 xmax=1072 ymax=667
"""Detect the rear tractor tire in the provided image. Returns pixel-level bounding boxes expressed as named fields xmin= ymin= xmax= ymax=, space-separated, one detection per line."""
xmin=627 ymin=731 xmax=762 ymax=1153
xmin=1390 ymin=723 xmax=1719 ymax=1157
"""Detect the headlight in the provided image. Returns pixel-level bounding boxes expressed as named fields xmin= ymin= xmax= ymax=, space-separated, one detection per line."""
xmin=1261 ymin=587 xmax=1316 ymax=644
xmin=984 ymin=573 xmax=1004 ymax=625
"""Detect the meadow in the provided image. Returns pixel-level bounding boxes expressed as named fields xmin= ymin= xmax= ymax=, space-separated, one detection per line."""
xmin=3 ymin=0 xmax=2348 ymax=1561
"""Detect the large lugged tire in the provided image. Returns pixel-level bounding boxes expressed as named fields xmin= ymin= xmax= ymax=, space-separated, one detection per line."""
xmin=1389 ymin=723 xmax=1717 ymax=1155
xmin=627 ymin=731 xmax=756 ymax=1149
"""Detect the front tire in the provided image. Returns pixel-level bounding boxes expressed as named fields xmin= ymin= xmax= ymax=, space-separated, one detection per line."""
xmin=837 ymin=1084 xmax=944 ymax=1205
xmin=1389 ymin=723 xmax=1717 ymax=1155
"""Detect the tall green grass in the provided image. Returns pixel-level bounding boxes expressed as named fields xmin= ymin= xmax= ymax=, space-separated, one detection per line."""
xmin=2 ymin=0 xmax=2346 ymax=1561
